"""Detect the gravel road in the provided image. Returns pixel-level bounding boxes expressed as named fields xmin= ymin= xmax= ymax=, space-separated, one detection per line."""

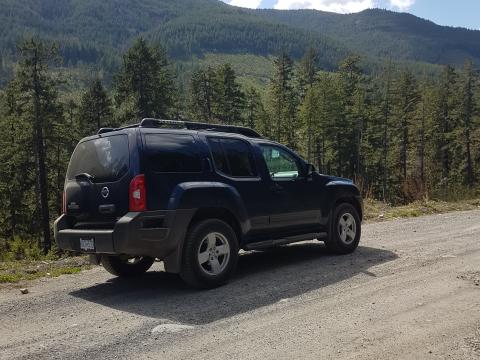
xmin=1 ymin=211 xmax=479 ymax=359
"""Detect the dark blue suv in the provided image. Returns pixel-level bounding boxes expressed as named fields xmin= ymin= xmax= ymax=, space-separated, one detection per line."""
xmin=54 ymin=119 xmax=363 ymax=288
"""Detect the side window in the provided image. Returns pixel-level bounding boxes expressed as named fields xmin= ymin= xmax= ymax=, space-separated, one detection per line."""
xmin=260 ymin=145 xmax=300 ymax=180
xmin=144 ymin=133 xmax=202 ymax=173
xmin=208 ymin=138 xmax=257 ymax=178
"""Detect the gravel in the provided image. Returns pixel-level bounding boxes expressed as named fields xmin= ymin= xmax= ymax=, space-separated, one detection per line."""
xmin=0 ymin=210 xmax=479 ymax=359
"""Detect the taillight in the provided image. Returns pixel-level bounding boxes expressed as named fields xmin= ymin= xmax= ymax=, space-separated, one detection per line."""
xmin=129 ymin=174 xmax=147 ymax=212
xmin=62 ymin=191 xmax=66 ymax=214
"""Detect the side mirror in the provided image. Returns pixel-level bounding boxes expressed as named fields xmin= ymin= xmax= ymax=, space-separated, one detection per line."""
xmin=306 ymin=163 xmax=316 ymax=177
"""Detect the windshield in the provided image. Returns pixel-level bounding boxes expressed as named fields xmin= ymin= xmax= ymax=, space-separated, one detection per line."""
xmin=66 ymin=135 xmax=129 ymax=183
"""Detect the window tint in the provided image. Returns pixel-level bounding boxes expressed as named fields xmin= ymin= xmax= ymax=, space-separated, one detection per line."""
xmin=67 ymin=135 xmax=129 ymax=182
xmin=144 ymin=134 xmax=201 ymax=173
xmin=208 ymin=138 xmax=257 ymax=177
xmin=260 ymin=145 xmax=300 ymax=180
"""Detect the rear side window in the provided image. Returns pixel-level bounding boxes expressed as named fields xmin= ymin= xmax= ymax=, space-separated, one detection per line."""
xmin=208 ymin=138 xmax=257 ymax=177
xmin=144 ymin=133 xmax=201 ymax=173
xmin=67 ymin=135 xmax=129 ymax=182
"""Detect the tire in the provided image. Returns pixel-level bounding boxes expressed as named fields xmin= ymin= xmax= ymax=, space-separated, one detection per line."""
xmin=180 ymin=219 xmax=239 ymax=289
xmin=324 ymin=203 xmax=361 ymax=254
xmin=101 ymin=255 xmax=154 ymax=277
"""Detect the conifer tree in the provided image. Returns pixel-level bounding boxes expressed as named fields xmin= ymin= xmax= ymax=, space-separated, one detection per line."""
xmin=188 ymin=67 xmax=216 ymax=122
xmin=214 ymin=64 xmax=244 ymax=125
xmin=6 ymin=38 xmax=62 ymax=253
xmin=115 ymin=38 xmax=176 ymax=121
xmin=267 ymin=52 xmax=298 ymax=148
xmin=78 ymin=78 xmax=113 ymax=136
xmin=458 ymin=60 xmax=477 ymax=186
xmin=244 ymin=86 xmax=263 ymax=129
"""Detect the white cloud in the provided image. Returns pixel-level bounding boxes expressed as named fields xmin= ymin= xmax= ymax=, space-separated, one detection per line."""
xmin=220 ymin=0 xmax=416 ymax=13
xmin=273 ymin=0 xmax=374 ymax=13
xmin=224 ymin=0 xmax=263 ymax=8
xmin=388 ymin=0 xmax=414 ymax=11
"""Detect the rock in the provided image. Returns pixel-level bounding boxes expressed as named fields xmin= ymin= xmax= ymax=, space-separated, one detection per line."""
xmin=25 ymin=269 xmax=38 ymax=274
xmin=378 ymin=214 xmax=385 ymax=219
xmin=20 ymin=288 xmax=28 ymax=295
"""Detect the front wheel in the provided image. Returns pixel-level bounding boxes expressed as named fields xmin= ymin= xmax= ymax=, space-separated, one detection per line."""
xmin=324 ymin=203 xmax=361 ymax=254
xmin=180 ymin=219 xmax=239 ymax=289
xmin=101 ymin=255 xmax=154 ymax=277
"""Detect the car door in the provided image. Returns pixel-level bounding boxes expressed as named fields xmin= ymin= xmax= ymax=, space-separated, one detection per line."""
xmin=206 ymin=136 xmax=272 ymax=235
xmin=258 ymin=143 xmax=321 ymax=235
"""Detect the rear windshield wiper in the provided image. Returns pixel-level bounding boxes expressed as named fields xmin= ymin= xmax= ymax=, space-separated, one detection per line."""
xmin=75 ymin=172 xmax=95 ymax=182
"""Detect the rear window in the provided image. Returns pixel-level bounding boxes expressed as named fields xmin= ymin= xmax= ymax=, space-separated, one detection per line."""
xmin=67 ymin=135 xmax=129 ymax=182
xmin=143 ymin=133 xmax=202 ymax=173
xmin=208 ymin=138 xmax=257 ymax=177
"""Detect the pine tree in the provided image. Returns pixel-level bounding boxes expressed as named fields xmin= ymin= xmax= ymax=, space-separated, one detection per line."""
xmin=244 ymin=86 xmax=263 ymax=129
xmin=297 ymin=47 xmax=318 ymax=161
xmin=433 ymin=66 xmax=458 ymax=188
xmin=115 ymin=38 xmax=176 ymax=121
xmin=7 ymin=38 xmax=62 ymax=253
xmin=337 ymin=54 xmax=363 ymax=178
xmin=78 ymin=78 xmax=113 ymax=136
xmin=392 ymin=70 xmax=420 ymax=194
xmin=188 ymin=67 xmax=216 ymax=122
xmin=214 ymin=64 xmax=244 ymax=125
xmin=458 ymin=60 xmax=477 ymax=186
xmin=267 ymin=52 xmax=298 ymax=148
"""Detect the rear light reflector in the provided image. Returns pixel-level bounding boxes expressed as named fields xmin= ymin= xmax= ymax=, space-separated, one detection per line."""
xmin=129 ymin=174 xmax=147 ymax=212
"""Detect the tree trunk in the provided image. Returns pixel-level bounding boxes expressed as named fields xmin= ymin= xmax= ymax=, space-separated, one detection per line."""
xmin=32 ymin=48 xmax=51 ymax=254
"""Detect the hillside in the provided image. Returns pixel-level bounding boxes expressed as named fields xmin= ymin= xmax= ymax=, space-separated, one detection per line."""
xmin=261 ymin=8 xmax=480 ymax=66
xmin=1 ymin=0 xmax=479 ymax=85
xmin=0 ymin=0 xmax=345 ymax=72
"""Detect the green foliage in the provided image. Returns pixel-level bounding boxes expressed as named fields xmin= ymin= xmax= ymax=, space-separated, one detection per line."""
xmin=266 ymin=52 xmax=298 ymax=149
xmin=78 ymin=78 xmax=113 ymax=136
xmin=187 ymin=64 xmax=245 ymax=125
xmin=0 ymin=237 xmax=43 ymax=262
xmin=1 ymin=31 xmax=480 ymax=256
xmin=114 ymin=38 xmax=177 ymax=121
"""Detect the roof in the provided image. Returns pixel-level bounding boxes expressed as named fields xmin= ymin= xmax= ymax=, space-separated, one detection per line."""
xmin=97 ymin=118 xmax=263 ymax=139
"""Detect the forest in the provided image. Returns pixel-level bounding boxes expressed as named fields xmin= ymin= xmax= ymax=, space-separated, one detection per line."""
xmin=0 ymin=37 xmax=479 ymax=256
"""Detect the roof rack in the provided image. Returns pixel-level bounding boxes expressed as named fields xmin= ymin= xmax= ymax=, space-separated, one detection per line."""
xmin=139 ymin=118 xmax=263 ymax=138
xmin=97 ymin=119 xmax=263 ymax=138
xmin=97 ymin=123 xmax=139 ymax=135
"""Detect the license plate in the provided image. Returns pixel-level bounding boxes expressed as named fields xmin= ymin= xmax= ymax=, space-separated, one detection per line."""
xmin=80 ymin=238 xmax=95 ymax=251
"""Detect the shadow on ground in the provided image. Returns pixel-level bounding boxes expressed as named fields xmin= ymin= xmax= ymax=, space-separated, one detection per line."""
xmin=70 ymin=243 xmax=397 ymax=325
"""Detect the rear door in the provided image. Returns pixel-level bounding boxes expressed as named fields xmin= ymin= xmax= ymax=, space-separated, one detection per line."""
xmin=64 ymin=134 xmax=132 ymax=225
xmin=206 ymin=136 xmax=272 ymax=236
xmin=141 ymin=131 xmax=204 ymax=210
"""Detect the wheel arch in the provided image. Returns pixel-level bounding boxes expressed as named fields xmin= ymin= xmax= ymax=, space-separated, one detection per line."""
xmin=163 ymin=206 xmax=243 ymax=274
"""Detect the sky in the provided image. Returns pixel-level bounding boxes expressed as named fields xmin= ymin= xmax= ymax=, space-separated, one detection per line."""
xmin=221 ymin=0 xmax=480 ymax=30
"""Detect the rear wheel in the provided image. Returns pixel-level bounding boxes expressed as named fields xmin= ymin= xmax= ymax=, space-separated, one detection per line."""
xmin=180 ymin=219 xmax=239 ymax=289
xmin=324 ymin=203 xmax=361 ymax=254
xmin=101 ymin=255 xmax=154 ymax=277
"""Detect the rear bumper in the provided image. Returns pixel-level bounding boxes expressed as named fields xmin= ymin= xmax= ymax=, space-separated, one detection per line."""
xmin=54 ymin=209 xmax=195 ymax=259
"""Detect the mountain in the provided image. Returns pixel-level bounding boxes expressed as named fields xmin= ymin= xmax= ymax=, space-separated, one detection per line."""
xmin=0 ymin=0 xmax=479 ymax=85
xmin=260 ymin=8 xmax=480 ymax=66
xmin=0 ymin=0 xmax=346 ymax=71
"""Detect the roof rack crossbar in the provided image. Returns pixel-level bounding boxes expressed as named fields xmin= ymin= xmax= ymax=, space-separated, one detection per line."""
xmin=140 ymin=118 xmax=262 ymax=138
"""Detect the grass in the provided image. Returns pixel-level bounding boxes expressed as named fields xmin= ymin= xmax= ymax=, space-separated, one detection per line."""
xmin=364 ymin=198 xmax=480 ymax=222
xmin=0 ymin=256 xmax=91 ymax=284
